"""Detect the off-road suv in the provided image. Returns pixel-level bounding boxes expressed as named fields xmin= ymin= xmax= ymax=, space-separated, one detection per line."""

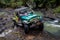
xmin=13 ymin=7 xmax=44 ymax=34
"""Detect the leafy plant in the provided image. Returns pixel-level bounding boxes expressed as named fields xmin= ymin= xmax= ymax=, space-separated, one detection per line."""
xmin=53 ymin=6 xmax=60 ymax=13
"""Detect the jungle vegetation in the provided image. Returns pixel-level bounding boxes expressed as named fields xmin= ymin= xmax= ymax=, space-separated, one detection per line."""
xmin=0 ymin=0 xmax=60 ymax=13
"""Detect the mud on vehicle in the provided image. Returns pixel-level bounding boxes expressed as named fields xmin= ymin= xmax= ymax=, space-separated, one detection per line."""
xmin=12 ymin=7 xmax=44 ymax=34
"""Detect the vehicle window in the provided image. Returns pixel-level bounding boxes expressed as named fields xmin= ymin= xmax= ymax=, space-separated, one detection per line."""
xmin=21 ymin=8 xmax=31 ymax=13
xmin=18 ymin=8 xmax=32 ymax=16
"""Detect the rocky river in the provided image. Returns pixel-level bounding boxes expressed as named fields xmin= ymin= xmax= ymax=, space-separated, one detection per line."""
xmin=0 ymin=8 xmax=60 ymax=40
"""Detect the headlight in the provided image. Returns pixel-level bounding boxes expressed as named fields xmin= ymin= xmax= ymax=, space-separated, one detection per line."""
xmin=38 ymin=17 xmax=40 ymax=19
xmin=23 ymin=20 xmax=29 ymax=23
xmin=39 ymin=16 xmax=43 ymax=22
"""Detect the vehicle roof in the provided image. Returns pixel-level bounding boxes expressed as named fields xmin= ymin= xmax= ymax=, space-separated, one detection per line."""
xmin=15 ymin=7 xmax=28 ymax=12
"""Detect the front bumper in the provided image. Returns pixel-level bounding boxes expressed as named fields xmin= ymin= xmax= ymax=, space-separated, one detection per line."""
xmin=29 ymin=22 xmax=42 ymax=28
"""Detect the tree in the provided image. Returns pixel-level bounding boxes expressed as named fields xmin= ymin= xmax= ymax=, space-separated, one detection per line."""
xmin=22 ymin=0 xmax=28 ymax=6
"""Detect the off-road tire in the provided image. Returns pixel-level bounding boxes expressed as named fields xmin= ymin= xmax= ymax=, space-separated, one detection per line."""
xmin=24 ymin=24 xmax=29 ymax=34
xmin=39 ymin=23 xmax=44 ymax=32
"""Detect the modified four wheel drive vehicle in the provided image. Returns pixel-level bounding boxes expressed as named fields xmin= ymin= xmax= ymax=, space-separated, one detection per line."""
xmin=12 ymin=7 xmax=44 ymax=34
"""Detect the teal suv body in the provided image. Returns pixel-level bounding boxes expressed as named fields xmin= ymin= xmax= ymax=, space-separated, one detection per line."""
xmin=13 ymin=7 xmax=44 ymax=34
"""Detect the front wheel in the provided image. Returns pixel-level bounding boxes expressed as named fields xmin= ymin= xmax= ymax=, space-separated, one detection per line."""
xmin=24 ymin=24 xmax=29 ymax=34
xmin=38 ymin=23 xmax=44 ymax=32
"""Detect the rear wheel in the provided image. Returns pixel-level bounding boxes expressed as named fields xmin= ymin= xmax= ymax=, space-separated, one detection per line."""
xmin=38 ymin=23 xmax=44 ymax=32
xmin=13 ymin=20 xmax=17 ymax=28
xmin=13 ymin=20 xmax=21 ymax=29
xmin=24 ymin=24 xmax=29 ymax=34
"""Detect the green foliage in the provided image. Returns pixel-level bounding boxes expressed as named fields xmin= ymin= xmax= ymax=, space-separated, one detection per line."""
xmin=10 ymin=0 xmax=23 ymax=8
xmin=33 ymin=0 xmax=57 ymax=8
xmin=53 ymin=6 xmax=60 ymax=13
xmin=0 ymin=0 xmax=60 ymax=8
xmin=0 ymin=0 xmax=23 ymax=8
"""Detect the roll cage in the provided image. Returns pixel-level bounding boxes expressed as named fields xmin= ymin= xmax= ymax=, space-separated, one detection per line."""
xmin=15 ymin=7 xmax=33 ymax=16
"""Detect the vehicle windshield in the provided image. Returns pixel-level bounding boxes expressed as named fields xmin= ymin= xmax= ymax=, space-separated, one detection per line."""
xmin=20 ymin=8 xmax=32 ymax=13
xmin=19 ymin=8 xmax=32 ymax=16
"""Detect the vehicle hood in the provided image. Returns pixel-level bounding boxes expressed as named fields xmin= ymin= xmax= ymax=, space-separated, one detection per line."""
xmin=21 ymin=14 xmax=37 ymax=20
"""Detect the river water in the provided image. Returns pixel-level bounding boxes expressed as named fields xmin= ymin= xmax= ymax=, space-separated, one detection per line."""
xmin=35 ymin=11 xmax=60 ymax=37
